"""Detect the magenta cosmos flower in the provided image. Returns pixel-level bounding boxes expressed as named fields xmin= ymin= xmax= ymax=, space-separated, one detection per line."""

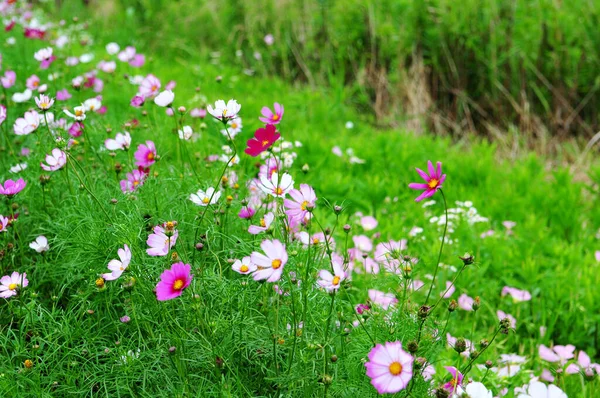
xmin=259 ymin=102 xmax=284 ymax=125
xmin=284 ymin=183 xmax=316 ymax=225
xmin=443 ymin=366 xmax=464 ymax=393
xmin=0 ymin=271 xmax=29 ymax=299
xmin=364 ymin=341 xmax=413 ymax=394
xmin=156 ymin=262 xmax=193 ymax=301
xmin=0 ymin=178 xmax=26 ymax=196
xmin=134 ymin=141 xmax=157 ymax=167
xmin=120 ymin=169 xmax=146 ymax=193
xmin=102 ymin=244 xmax=132 ymax=281
xmin=250 ymin=239 xmax=288 ymax=282
xmin=41 ymin=148 xmax=67 ymax=171
xmin=408 ymin=160 xmax=446 ymax=202
xmin=245 ymin=124 xmax=281 ymax=157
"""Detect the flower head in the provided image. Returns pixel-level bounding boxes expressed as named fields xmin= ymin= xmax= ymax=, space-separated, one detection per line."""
xmin=250 ymin=239 xmax=288 ymax=282
xmin=102 ymin=244 xmax=132 ymax=281
xmin=154 ymin=90 xmax=174 ymax=107
xmin=284 ymin=184 xmax=316 ymax=225
xmin=155 ymin=262 xmax=193 ymax=301
xmin=40 ymin=149 xmax=67 ymax=171
xmin=232 ymin=256 xmax=257 ymax=275
xmin=0 ymin=272 xmax=29 ymax=299
xmin=105 ymin=132 xmax=132 ymax=151
xmin=259 ymin=103 xmax=284 ymax=125
xmin=0 ymin=178 xmax=26 ymax=196
xmin=317 ymin=254 xmax=347 ymax=292
xmin=248 ymin=212 xmax=275 ymax=234
xmin=0 ymin=215 xmax=9 ymax=233
xmin=1 ymin=71 xmax=16 ymax=88
xmin=259 ymin=172 xmax=294 ymax=198
xmin=120 ymin=169 xmax=147 ymax=193
xmin=35 ymin=94 xmax=54 ymax=110
xmin=134 ymin=141 xmax=157 ymax=167
xmin=364 ymin=341 xmax=413 ymax=394
xmin=13 ymin=110 xmax=40 ymax=135
xmin=138 ymin=74 xmax=161 ymax=98
xmin=207 ymin=99 xmax=241 ymax=122
xmin=64 ymin=105 xmax=86 ymax=121
xmin=189 ymin=187 xmax=221 ymax=206
xmin=29 ymin=236 xmax=49 ymax=253
xmin=408 ymin=160 xmax=446 ymax=202
xmin=443 ymin=366 xmax=464 ymax=393
xmin=245 ymin=124 xmax=281 ymax=157
xmin=147 ymin=225 xmax=178 ymax=257
xmin=368 ymin=289 xmax=398 ymax=310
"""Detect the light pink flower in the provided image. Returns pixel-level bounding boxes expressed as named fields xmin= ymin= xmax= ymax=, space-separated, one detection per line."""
xmin=0 ymin=178 xmax=26 ymax=196
xmin=248 ymin=212 xmax=275 ymax=234
xmin=120 ymin=169 xmax=146 ymax=193
xmin=40 ymin=148 xmax=67 ymax=171
xmin=259 ymin=102 xmax=284 ymax=125
xmin=502 ymin=286 xmax=532 ymax=302
xmin=360 ymin=215 xmax=378 ymax=231
xmin=440 ymin=281 xmax=455 ymax=298
xmin=1 ymin=70 xmax=16 ymax=88
xmin=105 ymin=132 xmax=131 ymax=151
xmin=0 ymin=215 xmax=8 ymax=233
xmin=14 ymin=110 xmax=40 ymax=135
xmin=284 ymin=183 xmax=316 ymax=225
xmin=102 ymin=244 xmax=131 ymax=281
xmin=26 ymin=74 xmax=41 ymax=90
xmin=155 ymin=262 xmax=192 ymax=301
xmin=317 ymin=254 xmax=347 ymax=292
xmin=497 ymin=310 xmax=517 ymax=329
xmin=364 ymin=341 xmax=413 ymax=394
xmin=368 ymin=289 xmax=398 ymax=310
xmin=458 ymin=293 xmax=474 ymax=311
xmin=56 ymin=89 xmax=71 ymax=101
xmin=0 ymin=272 xmax=29 ymax=298
xmin=232 ymin=256 xmax=256 ymax=275
xmin=146 ymin=226 xmax=178 ymax=257
xmin=250 ymin=239 xmax=287 ymax=282
xmin=538 ymin=344 xmax=575 ymax=365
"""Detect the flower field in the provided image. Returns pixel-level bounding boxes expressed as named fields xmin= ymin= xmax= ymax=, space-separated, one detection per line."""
xmin=0 ymin=1 xmax=599 ymax=397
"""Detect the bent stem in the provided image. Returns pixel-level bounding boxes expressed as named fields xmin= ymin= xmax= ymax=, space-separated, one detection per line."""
xmin=423 ymin=189 xmax=448 ymax=306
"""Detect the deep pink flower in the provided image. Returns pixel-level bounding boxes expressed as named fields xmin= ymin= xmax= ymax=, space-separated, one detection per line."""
xmin=120 ymin=169 xmax=146 ymax=193
xmin=155 ymin=262 xmax=193 ymax=301
xmin=250 ymin=239 xmax=288 ymax=282
xmin=238 ymin=207 xmax=256 ymax=219
xmin=24 ymin=28 xmax=46 ymax=39
xmin=130 ymin=95 xmax=145 ymax=107
xmin=56 ymin=89 xmax=72 ymax=101
xmin=442 ymin=366 xmax=464 ymax=393
xmin=408 ymin=160 xmax=446 ymax=202
xmin=134 ymin=141 xmax=157 ymax=167
xmin=259 ymin=102 xmax=284 ymax=125
xmin=0 ymin=178 xmax=26 ymax=196
xmin=284 ymin=183 xmax=316 ymax=225
xmin=355 ymin=303 xmax=370 ymax=314
xmin=244 ymin=124 xmax=280 ymax=157
xmin=364 ymin=341 xmax=413 ymax=394
xmin=68 ymin=122 xmax=84 ymax=137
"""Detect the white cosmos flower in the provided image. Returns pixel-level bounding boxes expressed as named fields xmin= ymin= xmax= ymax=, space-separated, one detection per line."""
xmin=189 ymin=187 xmax=221 ymax=206
xmin=64 ymin=105 xmax=86 ymax=121
xmin=106 ymin=42 xmax=120 ymax=55
xmin=259 ymin=172 xmax=294 ymax=198
xmin=207 ymin=99 xmax=241 ymax=121
xmin=34 ymin=47 xmax=53 ymax=62
xmin=29 ymin=235 xmax=49 ymax=253
xmin=154 ymin=90 xmax=174 ymax=107
xmin=83 ymin=98 xmax=102 ymax=112
xmin=9 ymin=163 xmax=27 ymax=173
xmin=178 ymin=126 xmax=193 ymax=141
xmin=12 ymin=89 xmax=32 ymax=103
xmin=79 ymin=53 xmax=94 ymax=63
xmin=104 ymin=132 xmax=131 ymax=151
xmin=516 ymin=381 xmax=567 ymax=398
xmin=35 ymin=94 xmax=54 ymax=110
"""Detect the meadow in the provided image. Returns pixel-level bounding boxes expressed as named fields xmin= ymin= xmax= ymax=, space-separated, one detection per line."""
xmin=0 ymin=1 xmax=599 ymax=397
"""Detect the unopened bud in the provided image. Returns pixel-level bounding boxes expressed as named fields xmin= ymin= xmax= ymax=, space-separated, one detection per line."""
xmin=454 ymin=338 xmax=467 ymax=353
xmin=178 ymin=106 xmax=186 ymax=113
xmin=333 ymin=205 xmax=342 ymax=215
xmin=330 ymin=355 xmax=338 ymax=363
xmin=302 ymin=164 xmax=309 ymax=173
xmin=407 ymin=340 xmax=418 ymax=354
xmin=95 ymin=278 xmax=105 ymax=288
xmin=480 ymin=339 xmax=489 ymax=349
xmin=418 ymin=305 xmax=430 ymax=319
xmin=459 ymin=253 xmax=474 ymax=265
xmin=485 ymin=360 xmax=493 ymax=369
xmin=472 ymin=296 xmax=481 ymax=311
xmin=448 ymin=300 xmax=457 ymax=312
xmin=343 ymin=224 xmax=351 ymax=233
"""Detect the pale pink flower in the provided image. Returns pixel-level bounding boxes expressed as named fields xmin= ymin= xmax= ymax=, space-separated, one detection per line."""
xmin=250 ymin=239 xmax=287 ymax=282
xmin=248 ymin=212 xmax=275 ymax=234
xmin=458 ymin=293 xmax=474 ymax=311
xmin=497 ymin=310 xmax=517 ymax=329
xmin=368 ymin=289 xmax=398 ymax=310
xmin=317 ymin=254 xmax=347 ymax=292
xmin=232 ymin=256 xmax=256 ymax=275
xmin=502 ymin=286 xmax=532 ymax=302
xmin=146 ymin=226 xmax=178 ymax=256
xmin=105 ymin=132 xmax=131 ymax=151
xmin=40 ymin=148 xmax=67 ymax=171
xmin=364 ymin=342 xmax=413 ymax=394
xmin=0 ymin=272 xmax=28 ymax=298
xmin=102 ymin=244 xmax=132 ymax=281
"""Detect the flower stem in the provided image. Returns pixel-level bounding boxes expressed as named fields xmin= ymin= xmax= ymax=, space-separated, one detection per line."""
xmin=423 ymin=189 xmax=448 ymax=306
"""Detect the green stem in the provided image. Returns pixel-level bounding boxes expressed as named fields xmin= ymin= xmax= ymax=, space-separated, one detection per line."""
xmin=423 ymin=189 xmax=448 ymax=306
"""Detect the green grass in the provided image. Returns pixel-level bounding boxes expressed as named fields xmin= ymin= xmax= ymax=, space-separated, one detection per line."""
xmin=0 ymin=2 xmax=598 ymax=397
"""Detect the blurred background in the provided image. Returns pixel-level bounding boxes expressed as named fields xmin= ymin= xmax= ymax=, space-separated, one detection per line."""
xmin=55 ymin=0 xmax=600 ymax=157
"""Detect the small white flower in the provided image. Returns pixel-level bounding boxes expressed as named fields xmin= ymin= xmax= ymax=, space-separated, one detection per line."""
xmin=178 ymin=126 xmax=193 ymax=141
xmin=106 ymin=42 xmax=120 ymax=55
xmin=105 ymin=132 xmax=131 ymax=151
xmin=189 ymin=187 xmax=221 ymax=206
xmin=154 ymin=90 xmax=174 ymax=107
xmin=64 ymin=105 xmax=86 ymax=121
xmin=9 ymin=163 xmax=27 ymax=173
xmin=12 ymin=89 xmax=32 ymax=103
xmin=6 ymin=37 xmax=16 ymax=46
xmin=207 ymin=99 xmax=241 ymax=121
xmin=259 ymin=172 xmax=294 ymax=198
xmin=79 ymin=53 xmax=94 ymax=63
xmin=29 ymin=236 xmax=49 ymax=253
xmin=34 ymin=47 xmax=53 ymax=62
xmin=345 ymin=121 xmax=354 ymax=129
xmin=83 ymin=98 xmax=102 ymax=112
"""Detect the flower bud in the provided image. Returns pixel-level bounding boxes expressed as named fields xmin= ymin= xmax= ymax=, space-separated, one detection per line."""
xmin=407 ymin=340 xmax=418 ymax=354
xmin=330 ymin=355 xmax=338 ymax=363
xmin=95 ymin=278 xmax=105 ymax=288
xmin=472 ymin=296 xmax=480 ymax=311
xmin=178 ymin=106 xmax=186 ymax=114
xmin=24 ymin=359 xmax=33 ymax=369
xmin=418 ymin=305 xmax=430 ymax=319
xmin=333 ymin=205 xmax=342 ymax=215
xmin=195 ymin=242 xmax=204 ymax=251
xmin=448 ymin=300 xmax=457 ymax=312
xmin=485 ymin=360 xmax=493 ymax=369
xmin=459 ymin=253 xmax=474 ymax=265
xmin=480 ymin=339 xmax=489 ymax=349
xmin=302 ymin=163 xmax=309 ymax=173
xmin=169 ymin=346 xmax=177 ymax=354
xmin=454 ymin=338 xmax=467 ymax=353
xmin=343 ymin=224 xmax=351 ymax=233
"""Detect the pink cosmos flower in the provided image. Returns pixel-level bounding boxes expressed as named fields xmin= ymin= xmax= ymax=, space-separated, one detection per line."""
xmin=258 ymin=157 xmax=280 ymax=180
xmin=0 ymin=178 xmax=26 ymax=196
xmin=232 ymin=256 xmax=257 ymax=275
xmin=317 ymin=254 xmax=347 ymax=292
xmin=408 ymin=160 xmax=446 ymax=202
xmin=259 ymin=102 xmax=284 ymax=125
xmin=250 ymin=239 xmax=288 ymax=282
xmin=147 ymin=226 xmax=178 ymax=257
xmin=360 ymin=216 xmax=378 ymax=231
xmin=14 ymin=110 xmax=40 ymax=136
xmin=0 ymin=105 xmax=6 ymax=125
xmin=190 ymin=108 xmax=206 ymax=118
xmin=353 ymin=235 xmax=373 ymax=252
xmin=41 ymin=148 xmax=67 ymax=171
xmin=458 ymin=293 xmax=474 ymax=311
xmin=129 ymin=54 xmax=145 ymax=68
xmin=245 ymin=124 xmax=281 ymax=157
xmin=1 ymin=70 xmax=16 ymax=88
xmin=248 ymin=212 xmax=275 ymax=234
xmin=442 ymin=366 xmax=464 ymax=393
xmin=156 ymin=262 xmax=193 ymax=301
xmin=102 ymin=244 xmax=132 ymax=281
xmin=138 ymin=74 xmax=161 ymax=98
xmin=538 ymin=344 xmax=575 ymax=365
xmin=364 ymin=341 xmax=413 ymax=394
xmin=0 ymin=272 xmax=29 ymax=298
xmin=56 ymin=89 xmax=72 ymax=101
xmin=497 ymin=310 xmax=517 ymax=329
xmin=410 ymin=279 xmax=425 ymax=291
xmin=68 ymin=122 xmax=84 ymax=137
xmin=284 ymin=184 xmax=316 ymax=224
xmin=134 ymin=141 xmax=157 ymax=167
xmin=502 ymin=286 xmax=532 ymax=302
xmin=26 ymin=74 xmax=41 ymax=90
xmin=569 ymin=350 xmax=600 ymax=377
xmin=374 ymin=240 xmax=407 ymax=263
xmin=130 ymin=95 xmax=145 ymax=107
xmin=105 ymin=132 xmax=132 ymax=151
xmin=368 ymin=289 xmax=398 ymax=310
xmin=120 ymin=169 xmax=147 ymax=193
xmin=440 ymin=281 xmax=455 ymax=298
xmin=120 ymin=315 xmax=131 ymax=323
xmin=118 ymin=46 xmax=136 ymax=62
xmin=238 ymin=207 xmax=256 ymax=219
xmin=0 ymin=215 xmax=8 ymax=233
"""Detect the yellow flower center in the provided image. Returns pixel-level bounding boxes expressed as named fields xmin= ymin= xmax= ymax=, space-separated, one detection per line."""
xmin=119 ymin=266 xmax=124 ymax=271
xmin=428 ymin=179 xmax=439 ymax=189
xmin=262 ymin=140 xmax=270 ymax=147
xmin=389 ymin=362 xmax=402 ymax=375
xmin=147 ymin=152 xmax=155 ymax=161
xmin=271 ymin=259 xmax=282 ymax=269
xmin=231 ymin=123 xmax=238 ymax=129
xmin=90 ymin=105 xmax=95 ymax=111
xmin=260 ymin=218 xmax=266 ymax=227
xmin=222 ymin=109 xmax=228 ymax=116
xmin=332 ymin=276 xmax=341 ymax=286
xmin=8 ymin=283 xmax=17 ymax=290
xmin=173 ymin=279 xmax=184 ymax=290
xmin=75 ymin=109 xmax=83 ymax=116
xmin=240 ymin=264 xmax=249 ymax=273
xmin=312 ymin=238 xmax=320 ymax=245
xmin=151 ymin=85 xmax=157 ymax=91
xmin=202 ymin=197 xmax=210 ymax=204
xmin=274 ymin=187 xmax=283 ymax=195
xmin=33 ymin=81 xmax=39 ymax=87
xmin=301 ymin=200 xmax=308 ymax=210
xmin=133 ymin=180 xmax=139 ymax=187
xmin=272 ymin=114 xmax=279 ymax=121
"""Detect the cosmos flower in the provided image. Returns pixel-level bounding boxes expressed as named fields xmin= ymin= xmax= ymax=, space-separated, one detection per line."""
xmin=501 ymin=286 xmax=532 ymax=302
xmin=443 ymin=366 xmax=464 ymax=393
xmin=12 ymin=89 xmax=33 ymax=103
xmin=538 ymin=344 xmax=575 ymax=365
xmin=317 ymin=254 xmax=347 ymax=292
xmin=34 ymin=47 xmax=55 ymax=69
xmin=0 ymin=105 xmax=6 ymax=125
xmin=83 ymin=98 xmax=102 ymax=112
xmin=1 ymin=70 xmax=16 ymax=88
xmin=134 ymin=141 xmax=157 ymax=167
xmin=105 ymin=132 xmax=132 ymax=151
xmin=0 ymin=178 xmax=26 ymax=196
xmin=35 ymin=94 xmax=54 ymax=110
xmin=13 ymin=110 xmax=40 ymax=135
xmin=120 ymin=169 xmax=147 ymax=193
xmin=189 ymin=187 xmax=221 ymax=206
xmin=364 ymin=341 xmax=413 ymax=394
xmin=264 ymin=34 xmax=274 ymax=45
xmin=284 ymin=184 xmax=316 ymax=225
xmin=259 ymin=103 xmax=284 ymax=125
xmin=408 ymin=160 xmax=446 ymax=202
xmin=9 ymin=163 xmax=27 ymax=174
xmin=458 ymin=293 xmax=474 ymax=311
xmin=232 ymin=256 xmax=257 ymax=275
xmin=0 ymin=272 xmax=29 ymax=299
xmin=368 ymin=289 xmax=398 ymax=310
xmin=258 ymin=172 xmax=294 ymax=198
xmin=29 ymin=236 xmax=49 ymax=253
xmin=178 ymin=126 xmax=193 ymax=141
xmin=56 ymin=89 xmax=72 ymax=101
xmin=64 ymin=105 xmax=86 ymax=121
xmin=154 ymin=90 xmax=174 ymax=107
xmin=0 ymin=215 xmax=9 ymax=233
xmin=106 ymin=42 xmax=120 ymax=55
xmin=248 ymin=212 xmax=275 ymax=234
xmin=250 ymin=239 xmax=288 ymax=282
xmin=207 ymin=99 xmax=241 ymax=121
xmin=26 ymin=74 xmax=41 ymax=90
xmin=516 ymin=381 xmax=567 ymax=398
xmin=146 ymin=225 xmax=178 ymax=257
xmin=102 ymin=244 xmax=132 ymax=281
xmin=155 ymin=262 xmax=193 ymax=301
xmin=40 ymin=148 xmax=67 ymax=171
xmin=497 ymin=310 xmax=517 ymax=329
xmin=245 ymin=124 xmax=281 ymax=157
